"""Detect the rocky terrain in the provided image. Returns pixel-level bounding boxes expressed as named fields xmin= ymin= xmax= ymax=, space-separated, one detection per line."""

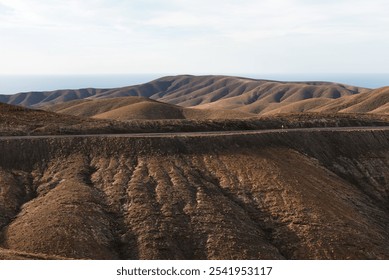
xmin=0 ymin=128 xmax=389 ymax=259
xmin=0 ymin=75 xmax=388 ymax=260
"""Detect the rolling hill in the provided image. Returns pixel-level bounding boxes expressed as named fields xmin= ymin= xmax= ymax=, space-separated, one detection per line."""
xmin=2 ymin=101 xmax=388 ymax=137
xmin=0 ymin=102 xmax=109 ymax=135
xmin=45 ymin=96 xmax=255 ymax=120
xmin=1 ymin=79 xmax=389 ymax=260
xmin=0 ymin=88 xmax=107 ymax=108
xmin=311 ymin=86 xmax=389 ymax=114
xmin=3 ymin=75 xmax=387 ymax=118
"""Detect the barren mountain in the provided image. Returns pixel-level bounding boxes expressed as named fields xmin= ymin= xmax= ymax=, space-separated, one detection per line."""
xmin=3 ymin=75 xmax=384 ymax=117
xmin=0 ymin=128 xmax=389 ymax=259
xmin=0 ymin=102 xmax=147 ymax=136
xmin=1 ymin=102 xmax=388 ymax=136
xmin=45 ymin=96 xmax=255 ymax=120
xmin=0 ymin=88 xmax=107 ymax=108
xmin=1 ymin=76 xmax=388 ymax=260
xmin=311 ymin=87 xmax=389 ymax=114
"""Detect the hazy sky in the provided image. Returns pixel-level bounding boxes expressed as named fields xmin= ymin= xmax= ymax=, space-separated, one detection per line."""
xmin=1 ymin=0 xmax=388 ymax=75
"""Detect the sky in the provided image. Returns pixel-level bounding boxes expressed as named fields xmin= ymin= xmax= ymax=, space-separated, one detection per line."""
xmin=0 ymin=0 xmax=389 ymax=75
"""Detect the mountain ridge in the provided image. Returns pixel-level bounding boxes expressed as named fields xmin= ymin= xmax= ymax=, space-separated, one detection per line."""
xmin=0 ymin=75 xmax=387 ymax=117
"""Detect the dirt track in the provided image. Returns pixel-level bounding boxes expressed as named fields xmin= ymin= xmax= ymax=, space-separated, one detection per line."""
xmin=1 ymin=126 xmax=388 ymax=140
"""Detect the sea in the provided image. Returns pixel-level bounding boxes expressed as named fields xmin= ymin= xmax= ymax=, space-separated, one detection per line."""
xmin=0 ymin=73 xmax=388 ymax=95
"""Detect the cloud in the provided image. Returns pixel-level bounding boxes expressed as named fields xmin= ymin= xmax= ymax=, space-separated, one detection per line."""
xmin=0 ymin=0 xmax=388 ymax=74
xmin=1 ymin=0 xmax=386 ymax=39
xmin=0 ymin=2 xmax=12 ymax=16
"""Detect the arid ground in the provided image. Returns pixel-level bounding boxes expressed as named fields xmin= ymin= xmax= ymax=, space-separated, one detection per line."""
xmin=0 ymin=75 xmax=388 ymax=259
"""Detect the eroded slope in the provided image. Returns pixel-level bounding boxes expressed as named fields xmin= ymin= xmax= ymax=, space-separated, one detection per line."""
xmin=0 ymin=130 xmax=388 ymax=259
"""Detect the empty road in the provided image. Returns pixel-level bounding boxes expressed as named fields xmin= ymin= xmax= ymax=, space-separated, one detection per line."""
xmin=0 ymin=126 xmax=388 ymax=140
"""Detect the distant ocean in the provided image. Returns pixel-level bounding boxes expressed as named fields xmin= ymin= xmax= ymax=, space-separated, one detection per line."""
xmin=0 ymin=73 xmax=388 ymax=95
xmin=0 ymin=74 xmax=162 ymax=95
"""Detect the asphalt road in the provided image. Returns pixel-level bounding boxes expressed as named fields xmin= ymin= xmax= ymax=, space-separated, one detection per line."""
xmin=0 ymin=126 xmax=388 ymax=140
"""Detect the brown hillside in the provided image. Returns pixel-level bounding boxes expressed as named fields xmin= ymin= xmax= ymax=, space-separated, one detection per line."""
xmin=371 ymin=103 xmax=389 ymax=114
xmin=0 ymin=102 xmax=128 ymax=136
xmin=261 ymin=98 xmax=334 ymax=115
xmin=93 ymin=101 xmax=186 ymax=120
xmin=0 ymin=76 xmax=370 ymax=115
xmin=1 ymin=101 xmax=388 ymax=136
xmin=47 ymin=97 xmax=153 ymax=118
xmin=46 ymin=96 xmax=255 ymax=120
xmin=3 ymin=75 xmax=387 ymax=116
xmin=1 ymin=129 xmax=389 ymax=259
xmin=313 ymin=87 xmax=389 ymax=114
xmin=0 ymin=248 xmax=69 ymax=260
xmin=0 ymin=88 xmax=107 ymax=107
